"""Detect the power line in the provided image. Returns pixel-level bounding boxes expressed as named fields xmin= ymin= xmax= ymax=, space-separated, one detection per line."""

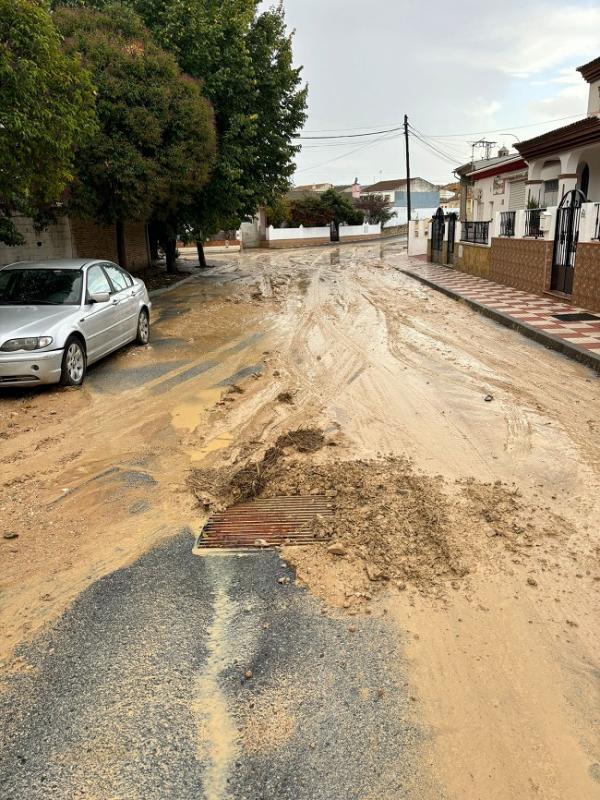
xmin=410 ymin=136 xmax=459 ymax=168
xmin=295 ymin=131 xmax=400 ymax=174
xmin=408 ymin=127 xmax=465 ymax=166
xmin=408 ymin=124 xmax=469 ymax=162
xmin=302 ymin=122 xmax=401 ymax=134
xmin=294 ymin=112 xmax=583 ymax=143
xmin=417 ymin=113 xmax=583 ymax=138
xmin=294 ymin=125 xmax=404 ymax=141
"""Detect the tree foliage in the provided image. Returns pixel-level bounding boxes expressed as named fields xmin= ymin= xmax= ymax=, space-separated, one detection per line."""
xmin=119 ymin=0 xmax=307 ymax=238
xmin=54 ymin=4 xmax=216 ymax=268
xmin=0 ymin=0 xmax=95 ymax=244
xmin=353 ymin=193 xmax=397 ymax=226
xmin=285 ymin=190 xmax=363 ymax=228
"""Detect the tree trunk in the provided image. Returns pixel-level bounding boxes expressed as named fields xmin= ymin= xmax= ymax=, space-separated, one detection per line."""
xmin=149 ymin=228 xmax=159 ymax=261
xmin=196 ymin=239 xmax=207 ymax=269
xmin=165 ymin=238 xmax=177 ymax=274
xmin=116 ymin=219 xmax=128 ymax=270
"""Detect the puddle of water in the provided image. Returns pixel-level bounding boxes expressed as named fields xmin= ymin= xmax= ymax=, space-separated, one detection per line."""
xmin=188 ymin=432 xmax=233 ymax=463
xmin=171 ymin=388 xmax=223 ymax=433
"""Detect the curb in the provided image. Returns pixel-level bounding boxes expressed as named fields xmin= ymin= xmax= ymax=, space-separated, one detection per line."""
xmin=401 ymin=268 xmax=600 ymax=375
xmin=147 ymin=266 xmax=220 ymax=298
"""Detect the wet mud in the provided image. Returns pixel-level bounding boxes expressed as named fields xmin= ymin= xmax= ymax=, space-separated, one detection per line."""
xmin=1 ymin=244 xmax=599 ymax=799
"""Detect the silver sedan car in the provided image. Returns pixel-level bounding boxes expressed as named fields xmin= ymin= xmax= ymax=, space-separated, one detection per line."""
xmin=0 ymin=258 xmax=152 ymax=387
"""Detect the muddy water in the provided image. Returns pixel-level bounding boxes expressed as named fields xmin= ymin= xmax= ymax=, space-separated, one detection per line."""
xmin=1 ymin=245 xmax=599 ymax=799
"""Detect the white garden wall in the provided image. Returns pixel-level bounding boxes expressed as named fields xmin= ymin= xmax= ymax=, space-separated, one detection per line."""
xmin=267 ymin=225 xmax=330 ymax=241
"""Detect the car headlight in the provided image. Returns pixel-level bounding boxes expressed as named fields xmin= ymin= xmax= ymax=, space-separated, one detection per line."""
xmin=1 ymin=336 xmax=53 ymax=352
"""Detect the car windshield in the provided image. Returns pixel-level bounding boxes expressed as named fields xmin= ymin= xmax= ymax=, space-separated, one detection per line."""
xmin=0 ymin=268 xmax=83 ymax=305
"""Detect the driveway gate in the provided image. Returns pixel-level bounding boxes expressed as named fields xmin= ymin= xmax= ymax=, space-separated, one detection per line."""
xmin=551 ymin=189 xmax=585 ymax=295
xmin=431 ymin=207 xmax=445 ymax=263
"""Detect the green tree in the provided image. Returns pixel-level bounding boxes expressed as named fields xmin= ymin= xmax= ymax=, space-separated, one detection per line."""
xmin=118 ymin=0 xmax=307 ymax=265
xmin=287 ymin=190 xmax=363 ymax=229
xmin=353 ymin=193 xmax=397 ymax=227
xmin=320 ymin=189 xmax=363 ymax=228
xmin=265 ymin=196 xmax=292 ymax=228
xmin=55 ymin=4 xmax=216 ymax=270
xmin=0 ymin=0 xmax=95 ymax=245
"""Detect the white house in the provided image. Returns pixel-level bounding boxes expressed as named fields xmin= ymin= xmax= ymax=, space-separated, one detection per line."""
xmin=360 ymin=177 xmax=440 ymax=225
xmin=430 ymin=55 xmax=600 ymax=312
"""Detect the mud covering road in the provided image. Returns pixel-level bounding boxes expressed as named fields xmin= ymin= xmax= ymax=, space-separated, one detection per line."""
xmin=1 ymin=243 xmax=599 ymax=799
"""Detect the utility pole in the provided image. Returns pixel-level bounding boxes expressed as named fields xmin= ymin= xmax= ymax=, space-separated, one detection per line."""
xmin=404 ymin=114 xmax=411 ymax=224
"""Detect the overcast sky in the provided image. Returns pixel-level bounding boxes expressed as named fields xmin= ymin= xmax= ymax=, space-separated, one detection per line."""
xmin=260 ymin=0 xmax=599 ymax=187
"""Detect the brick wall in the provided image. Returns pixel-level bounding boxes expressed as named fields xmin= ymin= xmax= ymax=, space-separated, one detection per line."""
xmin=572 ymin=243 xmax=600 ymax=312
xmin=454 ymin=242 xmax=492 ymax=278
xmin=70 ymin=219 xmax=150 ymax=273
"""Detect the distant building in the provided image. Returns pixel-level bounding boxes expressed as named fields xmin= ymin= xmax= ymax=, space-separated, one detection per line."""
xmin=360 ymin=177 xmax=440 ymax=224
xmin=287 ymin=182 xmax=334 ymax=200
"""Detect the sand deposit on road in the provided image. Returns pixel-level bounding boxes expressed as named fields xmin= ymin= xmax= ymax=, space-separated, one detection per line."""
xmin=1 ymin=244 xmax=598 ymax=799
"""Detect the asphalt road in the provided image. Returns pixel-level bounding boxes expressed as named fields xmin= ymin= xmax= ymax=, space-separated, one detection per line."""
xmin=0 ymin=534 xmax=437 ymax=799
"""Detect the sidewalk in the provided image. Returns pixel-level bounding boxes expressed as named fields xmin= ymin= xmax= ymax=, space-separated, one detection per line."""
xmin=402 ymin=262 xmax=600 ymax=373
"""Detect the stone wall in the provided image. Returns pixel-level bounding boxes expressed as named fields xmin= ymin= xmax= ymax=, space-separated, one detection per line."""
xmin=0 ymin=215 xmax=74 ymax=266
xmin=489 ymin=237 xmax=552 ymax=293
xmin=454 ymin=242 xmax=492 ymax=278
xmin=572 ymin=242 xmax=600 ymax=312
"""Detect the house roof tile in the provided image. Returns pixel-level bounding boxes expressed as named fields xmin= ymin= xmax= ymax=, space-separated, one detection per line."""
xmin=516 ymin=116 xmax=600 ymax=160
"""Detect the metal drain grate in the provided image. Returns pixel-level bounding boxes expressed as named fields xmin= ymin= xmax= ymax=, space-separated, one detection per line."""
xmin=553 ymin=312 xmax=600 ymax=322
xmin=197 ymin=495 xmax=334 ymax=549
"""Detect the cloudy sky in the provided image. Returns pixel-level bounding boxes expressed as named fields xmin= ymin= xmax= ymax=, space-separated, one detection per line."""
xmin=262 ymin=0 xmax=599 ymax=187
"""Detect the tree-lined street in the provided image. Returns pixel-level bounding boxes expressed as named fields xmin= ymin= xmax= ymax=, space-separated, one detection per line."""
xmin=1 ymin=244 xmax=598 ymax=799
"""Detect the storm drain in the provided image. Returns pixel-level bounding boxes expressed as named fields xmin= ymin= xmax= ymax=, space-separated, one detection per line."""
xmin=197 ymin=496 xmax=334 ymax=550
xmin=553 ymin=312 xmax=600 ymax=322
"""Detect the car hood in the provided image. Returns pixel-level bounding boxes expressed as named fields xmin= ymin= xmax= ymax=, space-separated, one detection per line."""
xmin=0 ymin=305 xmax=79 ymax=342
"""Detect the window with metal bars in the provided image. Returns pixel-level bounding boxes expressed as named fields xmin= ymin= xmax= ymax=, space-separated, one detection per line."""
xmin=500 ymin=211 xmax=515 ymax=237
xmin=461 ymin=221 xmax=489 ymax=245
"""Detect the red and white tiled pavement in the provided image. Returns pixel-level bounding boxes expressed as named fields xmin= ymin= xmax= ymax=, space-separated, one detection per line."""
xmin=402 ymin=262 xmax=600 ymax=367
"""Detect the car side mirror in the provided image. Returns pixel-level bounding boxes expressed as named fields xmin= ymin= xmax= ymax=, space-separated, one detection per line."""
xmin=89 ymin=291 xmax=110 ymax=304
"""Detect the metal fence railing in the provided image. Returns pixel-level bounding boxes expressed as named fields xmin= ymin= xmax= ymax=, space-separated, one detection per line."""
xmin=499 ymin=211 xmax=516 ymax=237
xmin=461 ymin=221 xmax=490 ymax=245
xmin=524 ymin=208 xmax=546 ymax=239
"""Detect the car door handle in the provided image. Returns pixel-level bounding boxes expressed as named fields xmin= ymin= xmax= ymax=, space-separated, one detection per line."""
xmin=112 ymin=299 xmax=120 ymax=305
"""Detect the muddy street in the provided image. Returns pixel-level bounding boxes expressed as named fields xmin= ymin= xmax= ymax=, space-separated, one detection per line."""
xmin=1 ymin=243 xmax=599 ymax=799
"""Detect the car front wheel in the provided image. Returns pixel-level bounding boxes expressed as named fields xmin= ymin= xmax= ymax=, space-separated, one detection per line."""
xmin=136 ymin=309 xmax=150 ymax=345
xmin=60 ymin=337 xmax=87 ymax=387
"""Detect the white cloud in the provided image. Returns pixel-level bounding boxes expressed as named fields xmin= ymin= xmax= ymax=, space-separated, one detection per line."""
xmin=443 ymin=4 xmax=600 ymax=78
xmin=467 ymin=100 xmax=502 ymax=119
xmin=270 ymin=0 xmax=599 ymax=184
xmin=529 ymin=81 xmax=589 ymax=119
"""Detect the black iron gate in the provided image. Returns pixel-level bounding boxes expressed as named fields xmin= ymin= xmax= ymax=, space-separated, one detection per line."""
xmin=446 ymin=213 xmax=457 ymax=265
xmin=551 ymin=189 xmax=585 ymax=295
xmin=431 ymin=207 xmax=445 ymax=263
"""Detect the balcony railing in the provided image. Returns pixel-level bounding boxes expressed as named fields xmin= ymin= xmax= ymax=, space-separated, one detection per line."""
xmin=499 ymin=211 xmax=516 ymax=237
xmin=461 ymin=221 xmax=490 ymax=245
xmin=524 ymin=208 xmax=546 ymax=238
xmin=593 ymin=203 xmax=600 ymax=241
